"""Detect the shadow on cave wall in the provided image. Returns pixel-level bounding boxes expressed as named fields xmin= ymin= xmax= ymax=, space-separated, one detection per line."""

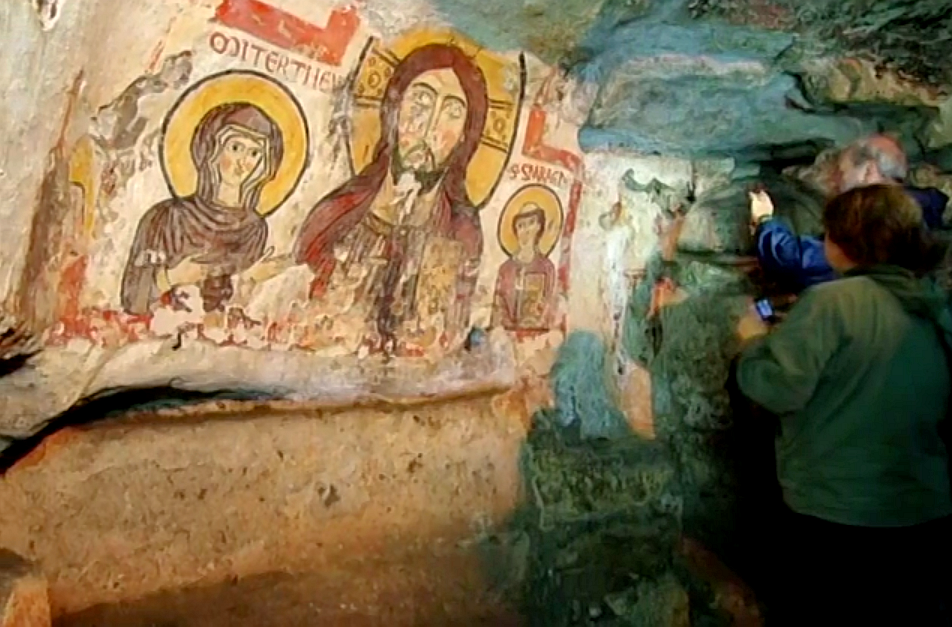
xmin=478 ymin=168 xmax=800 ymax=624
xmin=480 ymin=327 xmax=782 ymax=625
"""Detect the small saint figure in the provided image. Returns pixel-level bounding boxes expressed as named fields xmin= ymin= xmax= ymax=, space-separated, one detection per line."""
xmin=491 ymin=202 xmax=557 ymax=331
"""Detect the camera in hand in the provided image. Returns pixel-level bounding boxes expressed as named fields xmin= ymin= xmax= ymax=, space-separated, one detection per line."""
xmin=754 ymin=294 xmax=797 ymax=322
xmin=754 ymin=298 xmax=775 ymax=322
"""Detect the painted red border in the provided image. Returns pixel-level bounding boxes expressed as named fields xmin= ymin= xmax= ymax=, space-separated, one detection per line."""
xmin=519 ymin=103 xmax=585 ymax=335
xmin=214 ymin=0 xmax=360 ymax=66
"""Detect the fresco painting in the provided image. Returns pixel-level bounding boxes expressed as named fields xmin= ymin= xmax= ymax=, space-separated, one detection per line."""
xmin=14 ymin=73 xmax=86 ymax=335
xmin=120 ymin=70 xmax=308 ymax=317
xmin=207 ymin=0 xmax=357 ymax=95
xmin=56 ymin=136 xmax=98 ymax=328
xmin=213 ymin=0 xmax=359 ymax=67
xmin=491 ymin=185 xmax=562 ymax=333
xmin=42 ymin=0 xmax=580 ymax=362
xmin=510 ymin=69 xmax=585 ymax=336
xmin=294 ymin=30 xmax=525 ymax=355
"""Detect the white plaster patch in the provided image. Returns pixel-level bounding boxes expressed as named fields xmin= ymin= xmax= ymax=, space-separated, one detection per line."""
xmin=566 ymin=151 xmax=733 ymax=340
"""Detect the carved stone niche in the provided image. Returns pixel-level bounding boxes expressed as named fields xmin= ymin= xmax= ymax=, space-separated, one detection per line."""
xmin=0 ymin=329 xmax=518 ymax=457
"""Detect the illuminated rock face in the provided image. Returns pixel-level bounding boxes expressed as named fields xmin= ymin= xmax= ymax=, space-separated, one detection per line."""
xmin=0 ymin=0 xmax=947 ymax=623
xmin=3 ymin=0 xmax=949 ymax=442
xmin=0 ymin=549 xmax=50 ymax=627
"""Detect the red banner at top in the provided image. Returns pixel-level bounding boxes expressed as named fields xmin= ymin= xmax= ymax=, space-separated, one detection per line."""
xmin=214 ymin=0 xmax=359 ymax=66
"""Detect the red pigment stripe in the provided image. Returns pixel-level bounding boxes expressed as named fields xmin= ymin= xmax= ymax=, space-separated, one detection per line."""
xmin=214 ymin=0 xmax=359 ymax=65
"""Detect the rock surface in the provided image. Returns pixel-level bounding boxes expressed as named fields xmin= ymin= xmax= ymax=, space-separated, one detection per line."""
xmin=0 ymin=313 xmax=40 ymax=370
xmin=2 ymin=0 xmax=951 ymax=624
xmin=575 ymin=15 xmax=869 ymax=159
xmin=1 ymin=0 xmax=950 ymax=439
xmin=689 ymin=0 xmax=952 ymax=87
xmin=0 ymin=395 xmax=527 ymax=617
xmin=569 ymin=0 xmax=951 ymax=159
xmin=0 ymin=331 xmax=517 ymax=442
xmin=0 ymin=550 xmax=50 ymax=627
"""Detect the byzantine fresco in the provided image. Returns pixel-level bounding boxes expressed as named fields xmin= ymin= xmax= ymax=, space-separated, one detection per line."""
xmin=43 ymin=0 xmax=583 ymax=362
xmin=491 ymin=185 xmax=563 ymax=332
xmin=292 ymin=32 xmax=523 ymax=355
xmin=120 ymin=71 xmax=308 ymax=318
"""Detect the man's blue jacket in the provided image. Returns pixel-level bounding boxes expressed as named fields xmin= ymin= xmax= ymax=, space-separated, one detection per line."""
xmin=755 ymin=186 xmax=950 ymax=290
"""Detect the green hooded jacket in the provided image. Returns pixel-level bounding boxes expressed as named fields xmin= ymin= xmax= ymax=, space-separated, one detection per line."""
xmin=738 ymin=265 xmax=952 ymax=527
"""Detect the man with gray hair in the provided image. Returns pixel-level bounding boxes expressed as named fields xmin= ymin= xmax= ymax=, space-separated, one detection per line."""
xmin=839 ymin=135 xmax=908 ymax=184
xmin=751 ymin=134 xmax=949 ymax=290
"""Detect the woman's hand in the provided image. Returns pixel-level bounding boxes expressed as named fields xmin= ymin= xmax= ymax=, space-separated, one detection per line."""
xmin=233 ymin=249 xmax=294 ymax=302
xmin=736 ymin=300 xmax=770 ymax=342
xmin=243 ymin=248 xmax=293 ymax=284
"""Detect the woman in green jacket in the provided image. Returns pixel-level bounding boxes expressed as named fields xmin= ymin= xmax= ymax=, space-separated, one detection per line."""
xmin=736 ymin=184 xmax=952 ymax=625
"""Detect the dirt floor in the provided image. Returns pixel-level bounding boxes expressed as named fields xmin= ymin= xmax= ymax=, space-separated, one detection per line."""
xmin=55 ymin=550 xmax=524 ymax=627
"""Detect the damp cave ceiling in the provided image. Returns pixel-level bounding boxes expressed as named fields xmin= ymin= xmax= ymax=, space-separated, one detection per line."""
xmin=438 ymin=0 xmax=952 ymax=161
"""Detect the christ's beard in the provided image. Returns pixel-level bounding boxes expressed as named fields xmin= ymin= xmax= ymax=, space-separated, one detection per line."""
xmin=391 ymin=146 xmax=445 ymax=193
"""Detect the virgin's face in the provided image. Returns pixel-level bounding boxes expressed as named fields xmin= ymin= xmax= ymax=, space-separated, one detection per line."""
xmin=215 ymin=127 xmax=267 ymax=188
xmin=396 ymin=68 xmax=468 ymax=174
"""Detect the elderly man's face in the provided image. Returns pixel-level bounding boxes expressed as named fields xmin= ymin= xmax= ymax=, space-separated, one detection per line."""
xmin=396 ymin=68 xmax=469 ymax=174
xmin=834 ymin=148 xmax=881 ymax=194
xmin=833 ymin=139 xmax=906 ymax=194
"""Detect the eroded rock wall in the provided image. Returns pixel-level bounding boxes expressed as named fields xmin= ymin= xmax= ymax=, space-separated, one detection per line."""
xmin=0 ymin=0 xmax=739 ymax=449
xmin=4 ymin=0 xmax=951 ymax=623
xmin=0 ymin=396 xmax=526 ymax=619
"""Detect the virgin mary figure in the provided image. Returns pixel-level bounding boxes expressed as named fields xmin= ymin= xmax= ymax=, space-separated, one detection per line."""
xmin=120 ymin=102 xmax=284 ymax=315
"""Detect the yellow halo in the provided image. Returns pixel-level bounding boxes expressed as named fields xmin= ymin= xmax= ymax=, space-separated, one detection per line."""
xmin=498 ymin=184 xmax=564 ymax=258
xmin=161 ymin=70 xmax=309 ymax=216
xmin=348 ymin=28 xmax=525 ymax=208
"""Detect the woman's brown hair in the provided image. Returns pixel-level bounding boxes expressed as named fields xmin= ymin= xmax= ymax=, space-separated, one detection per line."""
xmin=823 ymin=184 xmax=944 ymax=274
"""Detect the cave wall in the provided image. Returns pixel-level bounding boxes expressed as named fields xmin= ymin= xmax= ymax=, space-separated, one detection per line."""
xmin=4 ymin=0 xmax=952 ymax=623
xmin=0 ymin=1 xmax=753 ymax=621
xmin=5 ymin=0 xmax=952 ymax=442
xmin=0 ymin=0 xmax=746 ymax=446
xmin=1 ymin=0 xmax=569 ymax=435
xmin=0 ymin=396 xmax=528 ymax=618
